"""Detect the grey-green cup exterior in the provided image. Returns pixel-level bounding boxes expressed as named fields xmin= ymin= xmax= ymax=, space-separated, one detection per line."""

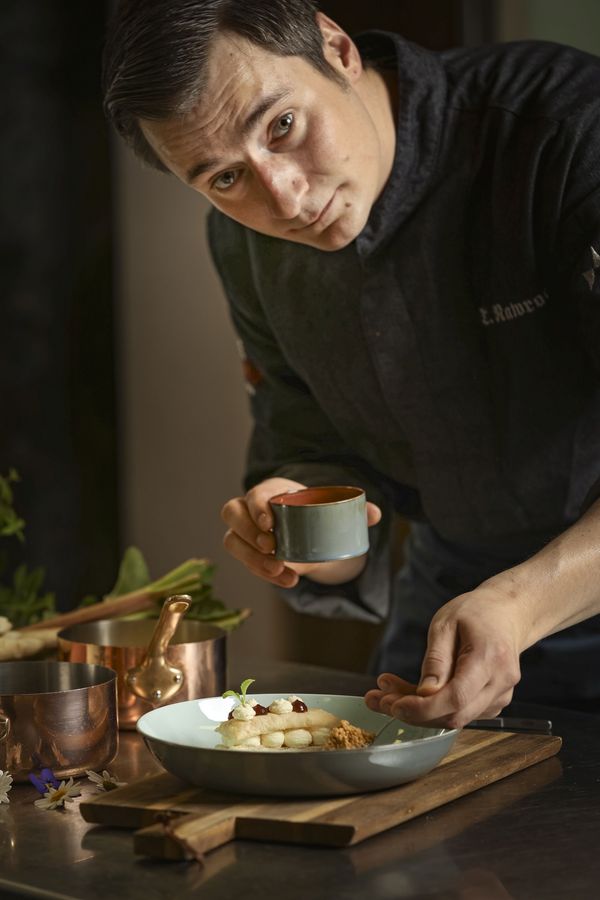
xmin=269 ymin=486 xmax=369 ymax=562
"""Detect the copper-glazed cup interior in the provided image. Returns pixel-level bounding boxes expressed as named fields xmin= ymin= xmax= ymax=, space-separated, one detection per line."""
xmin=270 ymin=485 xmax=364 ymax=507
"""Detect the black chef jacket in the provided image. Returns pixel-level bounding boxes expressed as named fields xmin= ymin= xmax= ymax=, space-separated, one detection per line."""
xmin=208 ymin=32 xmax=600 ymax=696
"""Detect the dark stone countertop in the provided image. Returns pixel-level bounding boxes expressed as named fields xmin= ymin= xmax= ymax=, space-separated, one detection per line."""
xmin=0 ymin=657 xmax=599 ymax=900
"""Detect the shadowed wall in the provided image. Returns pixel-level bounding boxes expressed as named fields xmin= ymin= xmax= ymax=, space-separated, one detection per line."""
xmin=0 ymin=1 xmax=117 ymax=611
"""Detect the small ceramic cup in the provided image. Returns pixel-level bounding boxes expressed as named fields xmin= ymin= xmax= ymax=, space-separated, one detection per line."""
xmin=269 ymin=485 xmax=369 ymax=563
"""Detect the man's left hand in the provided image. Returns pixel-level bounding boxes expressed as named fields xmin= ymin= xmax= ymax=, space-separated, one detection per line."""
xmin=364 ymin=582 xmax=527 ymax=728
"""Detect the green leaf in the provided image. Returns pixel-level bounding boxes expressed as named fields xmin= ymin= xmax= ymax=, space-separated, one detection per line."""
xmin=222 ymin=689 xmax=240 ymax=702
xmin=222 ymin=679 xmax=256 ymax=707
xmin=240 ymin=678 xmax=255 ymax=695
xmin=0 ymin=471 xmax=17 ymax=505
xmin=107 ymin=546 xmax=151 ymax=597
xmin=240 ymin=678 xmax=255 ymax=705
xmin=0 ymin=515 xmax=26 ymax=541
xmin=149 ymin=559 xmax=212 ymax=593
xmin=0 ymin=560 xmax=56 ymax=628
xmin=0 ymin=470 xmax=25 ymax=543
xmin=24 ymin=566 xmax=45 ymax=595
xmin=13 ymin=564 xmax=27 ymax=592
xmin=202 ymin=611 xmax=247 ymax=632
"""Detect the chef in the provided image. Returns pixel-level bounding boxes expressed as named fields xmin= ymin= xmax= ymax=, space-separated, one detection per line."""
xmin=103 ymin=0 xmax=600 ymax=725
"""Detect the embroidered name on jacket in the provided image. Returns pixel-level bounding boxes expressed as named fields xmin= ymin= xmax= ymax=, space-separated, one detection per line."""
xmin=479 ymin=289 xmax=548 ymax=327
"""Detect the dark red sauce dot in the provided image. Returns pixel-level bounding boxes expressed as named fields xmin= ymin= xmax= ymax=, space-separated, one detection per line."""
xmin=292 ymin=699 xmax=308 ymax=713
xmin=229 ymin=703 xmax=269 ymax=719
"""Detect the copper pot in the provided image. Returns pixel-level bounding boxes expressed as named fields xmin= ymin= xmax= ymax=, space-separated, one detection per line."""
xmin=0 ymin=661 xmax=118 ymax=782
xmin=57 ymin=619 xmax=226 ymax=729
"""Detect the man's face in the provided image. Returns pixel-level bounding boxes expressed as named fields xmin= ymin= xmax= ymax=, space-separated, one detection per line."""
xmin=140 ymin=27 xmax=393 ymax=251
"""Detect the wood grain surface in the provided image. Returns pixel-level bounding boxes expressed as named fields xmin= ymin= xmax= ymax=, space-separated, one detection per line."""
xmin=80 ymin=729 xmax=562 ymax=861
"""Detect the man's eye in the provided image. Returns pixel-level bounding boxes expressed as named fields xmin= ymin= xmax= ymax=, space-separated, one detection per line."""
xmin=213 ymin=170 xmax=239 ymax=191
xmin=273 ymin=112 xmax=294 ymax=139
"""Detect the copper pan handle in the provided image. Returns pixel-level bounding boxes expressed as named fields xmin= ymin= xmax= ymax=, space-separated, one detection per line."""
xmin=145 ymin=595 xmax=190 ymax=659
xmin=125 ymin=595 xmax=191 ymax=704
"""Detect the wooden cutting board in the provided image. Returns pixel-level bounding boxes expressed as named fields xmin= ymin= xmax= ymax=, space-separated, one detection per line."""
xmin=80 ymin=729 xmax=561 ymax=861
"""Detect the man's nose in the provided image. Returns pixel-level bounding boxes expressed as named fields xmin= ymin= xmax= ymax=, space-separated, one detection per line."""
xmin=253 ymin=157 xmax=308 ymax=219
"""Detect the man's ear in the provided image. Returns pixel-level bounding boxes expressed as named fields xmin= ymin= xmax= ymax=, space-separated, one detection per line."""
xmin=315 ymin=11 xmax=363 ymax=84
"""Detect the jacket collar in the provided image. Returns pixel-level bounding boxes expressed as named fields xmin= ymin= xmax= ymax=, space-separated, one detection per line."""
xmin=355 ymin=31 xmax=447 ymax=259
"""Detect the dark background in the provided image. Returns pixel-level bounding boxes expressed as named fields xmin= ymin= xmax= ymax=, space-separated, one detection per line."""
xmin=321 ymin=0 xmax=495 ymax=46
xmin=0 ymin=1 xmax=117 ymax=610
xmin=0 ymin=0 xmax=490 ymax=613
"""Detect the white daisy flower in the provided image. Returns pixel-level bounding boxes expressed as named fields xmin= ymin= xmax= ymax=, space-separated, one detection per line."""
xmin=34 ymin=777 xmax=81 ymax=810
xmin=86 ymin=769 xmax=126 ymax=792
xmin=0 ymin=770 xmax=13 ymax=803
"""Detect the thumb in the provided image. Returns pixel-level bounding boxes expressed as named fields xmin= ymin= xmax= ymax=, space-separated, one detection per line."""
xmin=417 ymin=621 xmax=456 ymax=696
xmin=247 ymin=478 xmax=306 ymax=529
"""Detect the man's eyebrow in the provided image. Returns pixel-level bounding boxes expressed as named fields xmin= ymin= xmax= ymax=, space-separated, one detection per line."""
xmin=186 ymin=157 xmax=221 ymax=183
xmin=185 ymin=88 xmax=292 ymax=184
xmin=241 ymin=88 xmax=292 ymax=137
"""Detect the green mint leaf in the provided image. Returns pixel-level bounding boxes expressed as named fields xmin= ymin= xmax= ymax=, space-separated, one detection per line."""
xmin=239 ymin=678 xmax=255 ymax=704
xmin=222 ymin=690 xmax=241 ymax=702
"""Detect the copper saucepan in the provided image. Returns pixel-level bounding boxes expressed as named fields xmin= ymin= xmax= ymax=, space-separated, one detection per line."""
xmin=0 ymin=661 xmax=118 ymax=782
xmin=57 ymin=616 xmax=226 ymax=729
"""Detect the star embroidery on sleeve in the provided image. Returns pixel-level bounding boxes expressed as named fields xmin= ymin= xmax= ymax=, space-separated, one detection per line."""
xmin=583 ymin=245 xmax=600 ymax=290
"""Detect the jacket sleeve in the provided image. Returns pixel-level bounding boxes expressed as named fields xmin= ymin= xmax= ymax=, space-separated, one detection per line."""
xmin=207 ymin=212 xmax=395 ymax=623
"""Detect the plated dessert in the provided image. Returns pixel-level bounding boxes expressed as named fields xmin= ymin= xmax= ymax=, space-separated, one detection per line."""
xmin=216 ymin=679 xmax=376 ymax=750
xmin=137 ymin=692 xmax=457 ymax=795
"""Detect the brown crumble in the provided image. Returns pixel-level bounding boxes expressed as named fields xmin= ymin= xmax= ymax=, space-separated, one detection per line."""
xmin=323 ymin=719 xmax=375 ymax=750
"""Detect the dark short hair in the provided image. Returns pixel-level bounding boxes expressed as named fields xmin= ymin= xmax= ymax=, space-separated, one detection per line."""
xmin=103 ymin=0 xmax=347 ymax=172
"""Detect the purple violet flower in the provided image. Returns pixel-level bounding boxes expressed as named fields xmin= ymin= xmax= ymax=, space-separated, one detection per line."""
xmin=29 ymin=768 xmax=60 ymax=794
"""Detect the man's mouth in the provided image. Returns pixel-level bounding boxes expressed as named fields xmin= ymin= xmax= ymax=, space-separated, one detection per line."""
xmin=292 ymin=190 xmax=337 ymax=231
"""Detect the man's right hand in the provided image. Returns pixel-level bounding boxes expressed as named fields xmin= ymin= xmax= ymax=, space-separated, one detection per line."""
xmin=221 ymin=477 xmax=381 ymax=589
xmin=221 ymin=477 xmax=311 ymax=589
